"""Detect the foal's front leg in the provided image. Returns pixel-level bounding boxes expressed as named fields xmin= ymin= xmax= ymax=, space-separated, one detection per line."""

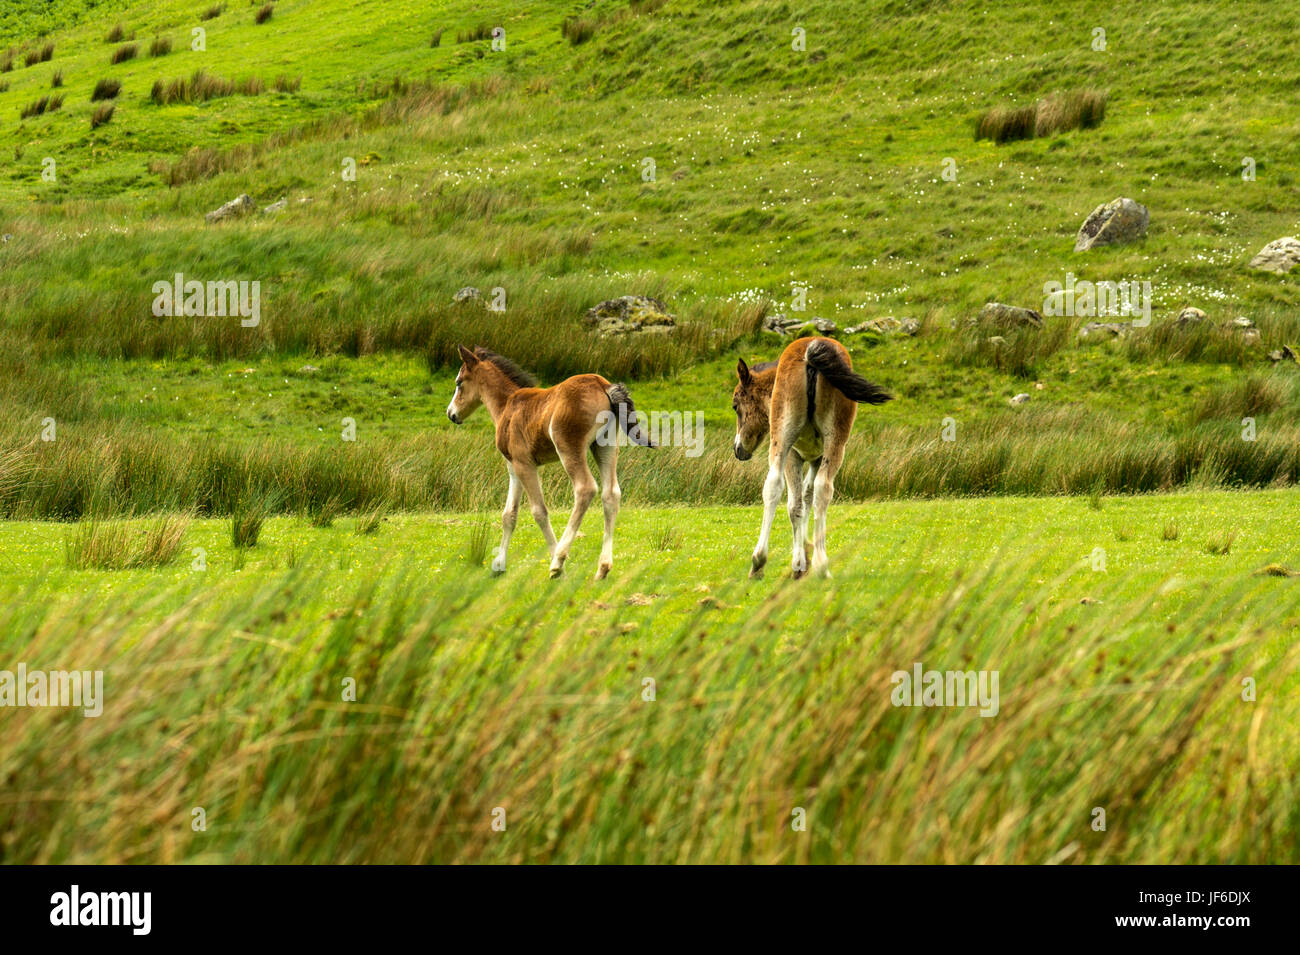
xmin=491 ymin=462 xmax=523 ymax=574
xmin=515 ymin=463 xmax=557 ymax=566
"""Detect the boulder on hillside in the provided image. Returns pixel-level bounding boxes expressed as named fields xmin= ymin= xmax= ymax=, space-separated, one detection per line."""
xmin=844 ymin=316 xmax=920 ymax=337
xmin=1248 ymin=237 xmax=1300 ymax=274
xmin=583 ymin=295 xmax=677 ymax=337
xmin=1074 ymin=197 xmax=1149 ymax=251
xmin=452 ymin=287 xmax=482 ymax=305
xmin=205 ymin=194 xmax=254 ymax=224
xmin=1173 ymin=306 xmax=1208 ymax=327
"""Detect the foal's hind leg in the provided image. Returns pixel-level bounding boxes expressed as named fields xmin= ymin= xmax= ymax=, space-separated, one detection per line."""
xmin=785 ymin=453 xmax=809 ymax=579
xmin=491 ymin=461 xmax=523 ymax=574
xmin=592 ymin=442 xmax=620 ymax=580
xmin=550 ymin=445 xmax=598 ymax=578
xmin=810 ymin=443 xmax=845 ymax=579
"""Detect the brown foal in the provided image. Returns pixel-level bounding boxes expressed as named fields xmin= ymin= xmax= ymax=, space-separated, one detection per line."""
xmin=446 ymin=345 xmax=654 ymax=579
xmin=732 ymin=336 xmax=892 ymax=579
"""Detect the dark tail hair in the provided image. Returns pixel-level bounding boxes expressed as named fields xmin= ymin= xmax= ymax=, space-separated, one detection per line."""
xmin=805 ymin=339 xmax=892 ymax=405
xmin=606 ymin=383 xmax=656 ymax=447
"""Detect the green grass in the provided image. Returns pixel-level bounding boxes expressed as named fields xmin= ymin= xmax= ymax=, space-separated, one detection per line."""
xmin=2 ymin=489 xmax=1297 ymax=863
xmin=0 ymin=1 xmax=1298 ymax=512
xmin=2 ymin=0 xmax=1300 ymax=864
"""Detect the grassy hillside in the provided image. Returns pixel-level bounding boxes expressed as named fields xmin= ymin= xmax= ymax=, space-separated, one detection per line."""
xmin=1 ymin=1 xmax=1298 ymax=516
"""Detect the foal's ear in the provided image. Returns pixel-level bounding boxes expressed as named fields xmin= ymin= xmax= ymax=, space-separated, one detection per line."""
xmin=457 ymin=344 xmax=479 ymax=366
xmin=736 ymin=358 xmax=751 ymax=385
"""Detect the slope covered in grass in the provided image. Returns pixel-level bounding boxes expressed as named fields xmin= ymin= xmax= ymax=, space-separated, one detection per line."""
xmin=0 ymin=0 xmax=1297 ymax=515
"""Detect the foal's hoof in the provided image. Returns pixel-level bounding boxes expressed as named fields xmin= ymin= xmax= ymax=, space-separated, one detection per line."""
xmin=792 ymin=566 xmax=807 ymax=580
xmin=749 ymin=554 xmax=766 ymax=579
xmin=595 ymin=563 xmax=611 ymax=580
xmin=549 ymin=566 xmax=564 ymax=579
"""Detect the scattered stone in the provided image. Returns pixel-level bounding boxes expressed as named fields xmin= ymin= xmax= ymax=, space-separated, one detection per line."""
xmin=844 ymin=316 xmax=920 ymax=337
xmin=1074 ymin=197 xmax=1149 ymax=251
xmin=1267 ymin=345 xmax=1299 ymax=364
xmin=762 ymin=313 xmax=835 ymax=337
xmin=986 ymin=335 xmax=1007 ymax=347
xmin=1078 ymin=321 xmax=1130 ymax=341
xmin=1079 ymin=596 xmax=1101 ymax=605
xmin=583 ymin=295 xmax=677 ymax=337
xmin=299 ymin=365 xmax=319 ymax=373
xmin=1174 ymin=306 xmax=1208 ymax=327
xmin=1248 ymin=237 xmax=1300 ymax=274
xmin=205 ymin=193 xmax=254 ymax=224
xmin=1010 ymin=392 xmax=1030 ymax=405
xmin=1 ymin=234 xmax=11 ymax=242
xmin=1230 ymin=316 xmax=1255 ymax=330
xmin=452 ymin=286 xmax=482 ymax=305
xmin=975 ymin=302 xmax=1044 ymax=329
xmin=262 ymin=196 xmax=288 ymax=214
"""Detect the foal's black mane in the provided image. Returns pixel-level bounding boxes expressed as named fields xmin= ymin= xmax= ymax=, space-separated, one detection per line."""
xmin=475 ymin=347 xmax=538 ymax=388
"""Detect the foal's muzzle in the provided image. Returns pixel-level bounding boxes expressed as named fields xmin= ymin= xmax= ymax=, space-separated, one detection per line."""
xmin=733 ymin=437 xmax=752 ymax=461
xmin=446 ymin=405 xmax=461 ymax=425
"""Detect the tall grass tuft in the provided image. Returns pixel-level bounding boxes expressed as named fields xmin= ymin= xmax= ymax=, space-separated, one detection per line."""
xmin=976 ymin=89 xmax=1107 ymax=143
xmin=19 ymin=96 xmax=50 ymax=119
xmin=90 ymin=103 xmax=114 ymax=129
xmin=457 ymin=24 xmax=493 ymax=44
xmin=110 ymin=43 xmax=138 ymax=65
xmin=232 ymin=497 xmax=270 ymax=547
xmin=150 ymin=35 xmax=172 ymax=57
xmin=24 ymin=43 xmax=54 ymax=67
xmin=105 ymin=23 xmax=126 ymax=43
xmin=90 ymin=78 xmax=121 ymax=101
xmin=255 ymin=3 xmax=274 ymax=25
xmin=65 ymin=514 xmax=189 ymax=570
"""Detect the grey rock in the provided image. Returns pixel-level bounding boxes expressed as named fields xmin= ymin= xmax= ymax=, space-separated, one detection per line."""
xmin=1248 ymin=237 xmax=1300 ymax=274
xmin=583 ymin=295 xmax=676 ymax=333
xmin=205 ymin=193 xmax=254 ymax=224
xmin=1010 ymin=393 xmax=1030 ymax=405
xmin=1174 ymin=306 xmax=1208 ymax=327
xmin=263 ymin=197 xmax=288 ymax=214
xmin=453 ymin=287 xmax=482 ymax=305
xmin=1074 ymin=197 xmax=1150 ymax=251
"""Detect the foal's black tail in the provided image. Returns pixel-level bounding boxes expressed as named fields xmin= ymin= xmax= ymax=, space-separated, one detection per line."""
xmin=805 ymin=339 xmax=893 ymax=405
xmin=606 ymin=383 xmax=656 ymax=447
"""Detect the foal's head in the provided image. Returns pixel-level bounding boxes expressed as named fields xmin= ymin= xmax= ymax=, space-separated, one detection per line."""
xmin=446 ymin=345 xmax=536 ymax=424
xmin=732 ymin=358 xmax=777 ymax=460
